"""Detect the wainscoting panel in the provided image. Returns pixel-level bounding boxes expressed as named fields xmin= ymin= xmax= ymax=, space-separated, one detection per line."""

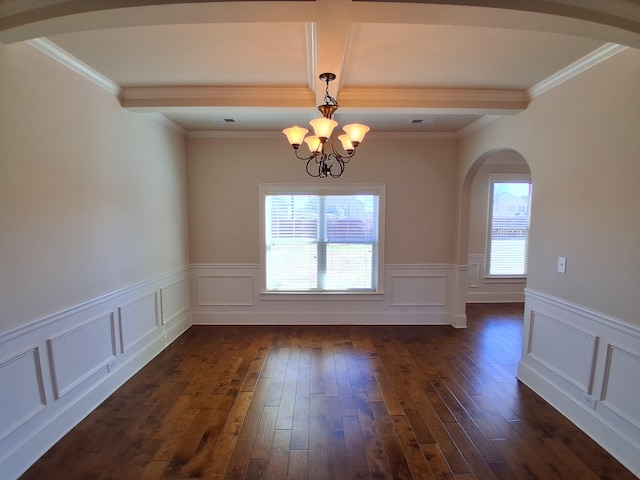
xmin=0 ymin=347 xmax=46 ymax=441
xmin=0 ymin=267 xmax=191 ymax=479
xmin=191 ymin=264 xmax=457 ymax=325
xmin=527 ymin=311 xmax=598 ymax=392
xmin=48 ymin=312 xmax=117 ymax=399
xmin=119 ymin=293 xmax=159 ymax=353
xmin=518 ymin=288 xmax=640 ymax=477
xmin=390 ymin=275 xmax=446 ymax=306
xmin=599 ymin=342 xmax=640 ymax=441
xmin=161 ymin=276 xmax=191 ymax=324
xmin=465 ymin=253 xmax=525 ymax=303
xmin=196 ymin=274 xmax=254 ymax=306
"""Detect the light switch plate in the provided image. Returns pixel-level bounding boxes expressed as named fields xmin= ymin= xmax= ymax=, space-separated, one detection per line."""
xmin=557 ymin=256 xmax=567 ymax=273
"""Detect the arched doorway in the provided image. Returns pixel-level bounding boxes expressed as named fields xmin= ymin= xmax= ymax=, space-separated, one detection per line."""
xmin=466 ymin=150 xmax=531 ymax=303
xmin=453 ymin=149 xmax=532 ymax=324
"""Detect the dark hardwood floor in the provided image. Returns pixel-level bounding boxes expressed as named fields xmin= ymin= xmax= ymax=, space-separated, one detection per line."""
xmin=21 ymin=304 xmax=637 ymax=479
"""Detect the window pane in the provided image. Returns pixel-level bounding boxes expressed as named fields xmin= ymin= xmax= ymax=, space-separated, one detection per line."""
xmin=266 ymin=195 xmax=319 ymax=240
xmin=267 ymin=243 xmax=317 ymax=290
xmin=324 ymin=195 xmax=377 ymax=242
xmin=489 ymin=182 xmax=531 ymax=276
xmin=324 ymin=244 xmax=374 ymax=289
xmin=264 ymin=190 xmax=381 ymax=292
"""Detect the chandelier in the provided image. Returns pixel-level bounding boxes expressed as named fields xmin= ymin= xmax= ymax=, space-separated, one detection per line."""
xmin=282 ymin=73 xmax=370 ymax=179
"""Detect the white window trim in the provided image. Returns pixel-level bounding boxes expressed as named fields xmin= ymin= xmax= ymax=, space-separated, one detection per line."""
xmin=259 ymin=183 xmax=386 ymax=296
xmin=485 ymin=173 xmax=532 ymax=279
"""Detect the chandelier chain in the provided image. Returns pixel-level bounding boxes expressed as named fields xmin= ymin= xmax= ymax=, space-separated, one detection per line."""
xmin=323 ymin=77 xmax=338 ymax=110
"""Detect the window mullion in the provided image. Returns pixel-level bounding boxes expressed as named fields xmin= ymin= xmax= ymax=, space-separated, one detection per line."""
xmin=317 ymin=196 xmax=327 ymax=290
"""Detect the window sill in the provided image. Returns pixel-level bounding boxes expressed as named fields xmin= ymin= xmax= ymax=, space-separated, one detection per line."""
xmin=482 ymin=276 xmax=527 ymax=284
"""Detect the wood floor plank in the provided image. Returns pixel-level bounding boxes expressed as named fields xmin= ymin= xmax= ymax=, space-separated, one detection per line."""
xmin=392 ymin=414 xmax=436 ymax=479
xmin=21 ymin=305 xmax=639 ymax=480
xmin=276 ymin=348 xmax=301 ymax=430
xmin=199 ymin=390 xmax=254 ymax=478
xmin=252 ymin=405 xmax=279 ymax=459
xmin=268 ymin=429 xmax=291 ymax=479
xmin=290 ymin=365 xmax=311 ymax=450
xmin=353 ymin=392 xmax=395 ymax=480
xmin=287 ymin=449 xmax=309 ymax=480
xmin=308 ymin=393 xmax=329 ymax=480
xmin=370 ymin=401 xmax=413 ymax=480
xmin=223 ymin=377 xmax=270 ymax=476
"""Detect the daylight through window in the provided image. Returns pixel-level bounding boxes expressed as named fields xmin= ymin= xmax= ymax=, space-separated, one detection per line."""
xmin=263 ymin=188 xmax=382 ymax=292
xmin=488 ymin=179 xmax=532 ymax=276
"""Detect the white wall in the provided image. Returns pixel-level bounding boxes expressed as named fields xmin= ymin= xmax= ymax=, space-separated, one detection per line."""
xmin=460 ymin=47 xmax=640 ymax=475
xmin=0 ymin=42 xmax=191 ymax=478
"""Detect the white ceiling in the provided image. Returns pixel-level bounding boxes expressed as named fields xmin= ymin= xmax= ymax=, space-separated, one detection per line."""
xmin=4 ymin=0 xmax=632 ymax=135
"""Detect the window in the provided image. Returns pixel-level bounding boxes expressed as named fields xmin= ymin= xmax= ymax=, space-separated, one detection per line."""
xmin=260 ymin=184 xmax=384 ymax=292
xmin=487 ymin=175 xmax=532 ymax=276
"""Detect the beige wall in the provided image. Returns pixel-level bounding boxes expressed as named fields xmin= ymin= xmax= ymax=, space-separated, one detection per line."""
xmin=187 ymin=135 xmax=459 ymax=265
xmin=0 ymin=42 xmax=190 ymax=333
xmin=460 ymin=47 xmax=640 ymax=324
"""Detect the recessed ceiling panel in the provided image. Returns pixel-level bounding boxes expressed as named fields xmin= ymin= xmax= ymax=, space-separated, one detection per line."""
xmin=344 ymin=23 xmax=604 ymax=89
xmin=48 ymin=22 xmax=310 ymax=87
xmin=164 ymin=107 xmax=320 ymax=132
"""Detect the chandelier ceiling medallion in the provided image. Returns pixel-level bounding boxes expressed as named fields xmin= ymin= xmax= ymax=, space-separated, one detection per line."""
xmin=283 ymin=73 xmax=370 ymax=179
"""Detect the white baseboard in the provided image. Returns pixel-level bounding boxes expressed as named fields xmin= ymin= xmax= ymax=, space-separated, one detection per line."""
xmin=518 ymin=289 xmax=640 ymax=477
xmin=466 ymin=291 xmax=525 ymax=303
xmin=0 ymin=268 xmax=191 ymax=479
xmin=192 ymin=311 xmax=452 ymax=326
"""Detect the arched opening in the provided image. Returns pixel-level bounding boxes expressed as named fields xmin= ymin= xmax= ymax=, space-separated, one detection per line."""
xmin=456 ymin=148 xmax=532 ymax=307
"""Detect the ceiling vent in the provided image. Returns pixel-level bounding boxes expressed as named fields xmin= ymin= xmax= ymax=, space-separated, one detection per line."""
xmin=211 ymin=118 xmax=236 ymax=123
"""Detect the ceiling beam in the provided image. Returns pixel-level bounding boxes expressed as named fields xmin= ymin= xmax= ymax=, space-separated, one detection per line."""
xmin=119 ymin=86 xmax=315 ymax=109
xmin=339 ymin=86 xmax=528 ymax=112
xmin=119 ymin=84 xmax=527 ymax=114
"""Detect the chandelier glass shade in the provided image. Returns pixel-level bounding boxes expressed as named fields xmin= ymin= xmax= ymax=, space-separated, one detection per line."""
xmin=283 ymin=73 xmax=370 ymax=178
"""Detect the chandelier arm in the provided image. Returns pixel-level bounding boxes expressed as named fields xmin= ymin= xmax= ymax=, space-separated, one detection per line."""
xmin=306 ymin=158 xmax=321 ymax=177
xmin=328 ymin=155 xmax=345 ymax=178
xmin=329 ymin=136 xmax=355 ymax=163
xmin=294 ymin=149 xmax=314 ymax=161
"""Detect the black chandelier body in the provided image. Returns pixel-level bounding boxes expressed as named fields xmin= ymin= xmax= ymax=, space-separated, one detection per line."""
xmin=283 ymin=73 xmax=370 ymax=179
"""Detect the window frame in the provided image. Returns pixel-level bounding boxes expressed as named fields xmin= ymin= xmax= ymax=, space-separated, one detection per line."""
xmin=259 ymin=183 xmax=386 ymax=297
xmin=485 ymin=174 xmax=532 ymax=279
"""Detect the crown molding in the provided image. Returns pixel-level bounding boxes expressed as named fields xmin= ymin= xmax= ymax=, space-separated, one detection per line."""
xmin=186 ymin=131 xmax=282 ymax=139
xmin=185 ymin=130 xmax=459 ymax=140
xmin=145 ymin=113 xmax=185 ymax=133
xmin=528 ymin=42 xmax=627 ymax=99
xmin=26 ymin=38 xmax=120 ymax=96
xmin=458 ymin=114 xmax=500 ymax=136
xmin=369 ymin=131 xmax=460 ymax=140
